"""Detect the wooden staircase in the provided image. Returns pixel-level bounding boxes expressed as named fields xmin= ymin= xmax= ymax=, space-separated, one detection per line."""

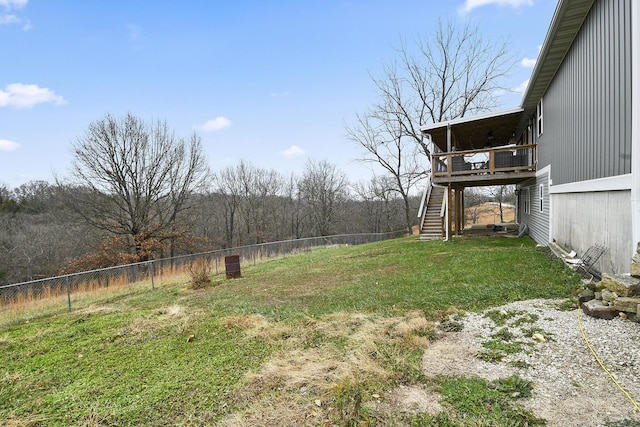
xmin=419 ymin=186 xmax=445 ymax=240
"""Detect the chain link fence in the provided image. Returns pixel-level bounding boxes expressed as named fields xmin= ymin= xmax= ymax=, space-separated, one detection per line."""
xmin=0 ymin=231 xmax=406 ymax=314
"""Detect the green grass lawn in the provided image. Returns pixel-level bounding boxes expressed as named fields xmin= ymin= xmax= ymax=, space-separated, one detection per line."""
xmin=0 ymin=236 xmax=579 ymax=426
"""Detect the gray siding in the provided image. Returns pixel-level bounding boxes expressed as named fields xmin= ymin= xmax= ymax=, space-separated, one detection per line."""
xmin=537 ymin=0 xmax=632 ymax=185
xmin=551 ymin=190 xmax=632 ymax=274
xmin=518 ymin=172 xmax=549 ymax=245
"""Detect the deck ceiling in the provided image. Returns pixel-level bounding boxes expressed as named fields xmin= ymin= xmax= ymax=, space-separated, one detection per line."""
xmin=421 ymin=108 xmax=524 ymax=152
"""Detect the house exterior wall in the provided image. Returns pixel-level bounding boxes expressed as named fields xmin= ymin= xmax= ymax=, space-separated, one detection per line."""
xmin=536 ymin=0 xmax=632 ymax=185
xmin=517 ymin=167 xmax=550 ymax=245
xmin=550 ymin=189 xmax=631 ymax=274
xmin=517 ymin=0 xmax=636 ymax=275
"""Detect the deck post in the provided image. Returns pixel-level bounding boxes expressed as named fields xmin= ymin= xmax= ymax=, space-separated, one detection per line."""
xmin=454 ymin=188 xmax=461 ymax=235
xmin=446 ymin=184 xmax=453 ymax=240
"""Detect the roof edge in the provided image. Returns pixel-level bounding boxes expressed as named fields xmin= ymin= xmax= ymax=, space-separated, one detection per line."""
xmin=419 ymin=107 xmax=524 ymax=133
xmin=520 ymin=0 xmax=596 ymax=110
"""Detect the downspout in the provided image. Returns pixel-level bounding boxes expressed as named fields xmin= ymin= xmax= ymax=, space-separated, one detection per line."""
xmin=632 ymin=1 xmax=640 ymax=257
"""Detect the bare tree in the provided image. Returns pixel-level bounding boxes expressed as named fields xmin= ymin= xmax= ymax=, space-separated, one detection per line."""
xmin=61 ymin=113 xmax=209 ymax=261
xmin=283 ymin=173 xmax=306 ymax=239
xmin=353 ymin=175 xmax=405 ymax=233
xmin=464 ymin=187 xmax=492 ymax=225
xmin=211 ymin=165 xmax=243 ymax=248
xmin=235 ymin=161 xmax=285 ymax=244
xmin=299 ymin=159 xmax=348 ymax=236
xmin=347 ymin=20 xmax=513 ymax=232
xmin=346 ymin=112 xmax=425 ymax=234
xmin=488 ymin=185 xmax=515 ymax=223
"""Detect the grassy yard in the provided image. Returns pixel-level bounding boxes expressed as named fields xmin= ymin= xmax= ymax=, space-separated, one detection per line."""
xmin=0 ymin=236 xmax=579 ymax=426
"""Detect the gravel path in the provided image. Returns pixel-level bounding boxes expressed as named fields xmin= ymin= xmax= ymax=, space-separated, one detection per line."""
xmin=423 ymin=299 xmax=640 ymax=426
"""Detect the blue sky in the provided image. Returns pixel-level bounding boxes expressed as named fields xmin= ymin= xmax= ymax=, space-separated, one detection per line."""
xmin=0 ymin=0 xmax=556 ymax=189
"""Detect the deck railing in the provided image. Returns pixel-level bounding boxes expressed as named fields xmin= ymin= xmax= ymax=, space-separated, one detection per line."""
xmin=432 ymin=144 xmax=536 ymax=178
xmin=417 ymin=174 xmax=432 ymax=226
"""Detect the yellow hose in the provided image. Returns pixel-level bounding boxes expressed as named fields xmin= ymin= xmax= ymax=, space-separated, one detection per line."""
xmin=576 ymin=307 xmax=640 ymax=413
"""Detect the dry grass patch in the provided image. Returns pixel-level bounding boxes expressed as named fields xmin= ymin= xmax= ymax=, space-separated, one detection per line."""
xmin=79 ymin=304 xmax=123 ymax=316
xmin=222 ymin=310 xmax=437 ymax=426
xmin=221 ymin=314 xmax=292 ymax=341
xmin=118 ymin=305 xmax=193 ymax=340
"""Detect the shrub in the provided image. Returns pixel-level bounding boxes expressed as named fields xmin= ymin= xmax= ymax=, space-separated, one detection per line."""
xmin=189 ymin=259 xmax=212 ymax=289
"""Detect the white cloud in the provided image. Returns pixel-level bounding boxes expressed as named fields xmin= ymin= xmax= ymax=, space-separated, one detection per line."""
xmin=200 ymin=116 xmax=231 ymax=132
xmin=0 ymin=13 xmax=18 ymax=24
xmin=1 ymin=0 xmax=30 ymax=30
xmin=513 ymin=79 xmax=529 ymax=94
xmin=459 ymin=0 xmax=534 ymax=14
xmin=280 ymin=145 xmax=305 ymax=158
xmin=0 ymin=139 xmax=20 ymax=152
xmin=0 ymin=0 xmax=27 ymax=10
xmin=521 ymin=57 xmax=536 ymax=68
xmin=0 ymin=13 xmax=30 ymax=30
xmin=0 ymin=83 xmax=66 ymax=108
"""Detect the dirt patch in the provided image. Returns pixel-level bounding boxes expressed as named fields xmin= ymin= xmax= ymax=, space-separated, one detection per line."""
xmin=423 ymin=299 xmax=640 ymax=426
xmin=219 ymin=302 xmax=640 ymax=426
xmin=467 ymin=202 xmax=515 ymax=225
xmin=422 ymin=331 xmax=515 ymax=381
xmin=367 ymin=384 xmax=445 ymax=417
xmin=221 ymin=311 xmax=434 ymax=426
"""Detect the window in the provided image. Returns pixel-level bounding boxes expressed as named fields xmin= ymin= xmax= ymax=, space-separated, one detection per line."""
xmin=522 ymin=187 xmax=530 ymax=214
xmin=539 ymin=184 xmax=544 ymax=213
xmin=536 ymin=98 xmax=543 ymax=136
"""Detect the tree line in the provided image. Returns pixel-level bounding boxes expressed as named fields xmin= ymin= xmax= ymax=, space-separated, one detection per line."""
xmin=0 ymin=144 xmax=416 ymax=285
xmin=1 ymin=19 xmax=516 ymax=285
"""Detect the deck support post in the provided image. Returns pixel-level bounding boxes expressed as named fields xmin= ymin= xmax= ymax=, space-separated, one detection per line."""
xmin=454 ymin=188 xmax=462 ymax=235
xmin=446 ymin=184 xmax=452 ymax=240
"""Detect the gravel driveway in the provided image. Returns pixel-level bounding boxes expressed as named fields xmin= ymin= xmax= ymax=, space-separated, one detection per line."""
xmin=423 ymin=299 xmax=640 ymax=426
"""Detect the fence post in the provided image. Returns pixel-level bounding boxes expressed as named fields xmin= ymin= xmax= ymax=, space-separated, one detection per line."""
xmin=66 ymin=276 xmax=71 ymax=312
xmin=150 ymin=261 xmax=155 ymax=290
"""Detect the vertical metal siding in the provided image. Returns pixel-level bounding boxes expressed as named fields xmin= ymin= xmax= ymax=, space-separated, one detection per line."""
xmin=518 ymin=173 xmax=549 ymax=245
xmin=537 ymin=0 xmax=632 ymax=185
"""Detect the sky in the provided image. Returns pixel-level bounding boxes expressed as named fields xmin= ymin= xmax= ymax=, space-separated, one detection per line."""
xmin=0 ymin=0 xmax=557 ymax=189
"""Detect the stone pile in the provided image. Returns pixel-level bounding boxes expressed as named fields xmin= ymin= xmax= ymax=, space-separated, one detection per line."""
xmin=579 ymin=243 xmax=640 ymax=321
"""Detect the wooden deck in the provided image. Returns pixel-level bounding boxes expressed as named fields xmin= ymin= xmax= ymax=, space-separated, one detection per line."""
xmin=431 ymin=144 xmax=537 ymax=187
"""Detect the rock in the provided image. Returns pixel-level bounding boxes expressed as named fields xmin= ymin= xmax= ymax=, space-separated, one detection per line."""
xmin=581 ymin=300 xmax=620 ymax=320
xmin=631 ymin=243 xmax=640 ymax=278
xmin=532 ymin=333 xmax=546 ymax=342
xmin=577 ymin=289 xmax=595 ymax=304
xmin=613 ymin=297 xmax=640 ymax=313
xmin=583 ymin=279 xmax=597 ymax=292
xmin=600 ymin=274 xmax=640 ymax=297
xmin=578 ymin=289 xmax=595 ymax=304
xmin=601 ymin=288 xmax=618 ymax=303
xmin=595 ymin=292 xmax=602 ymax=300
xmin=595 ymin=281 xmax=607 ymax=292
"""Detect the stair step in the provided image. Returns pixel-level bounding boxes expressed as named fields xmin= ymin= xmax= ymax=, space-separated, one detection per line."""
xmin=419 ymin=186 xmax=445 ymax=238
